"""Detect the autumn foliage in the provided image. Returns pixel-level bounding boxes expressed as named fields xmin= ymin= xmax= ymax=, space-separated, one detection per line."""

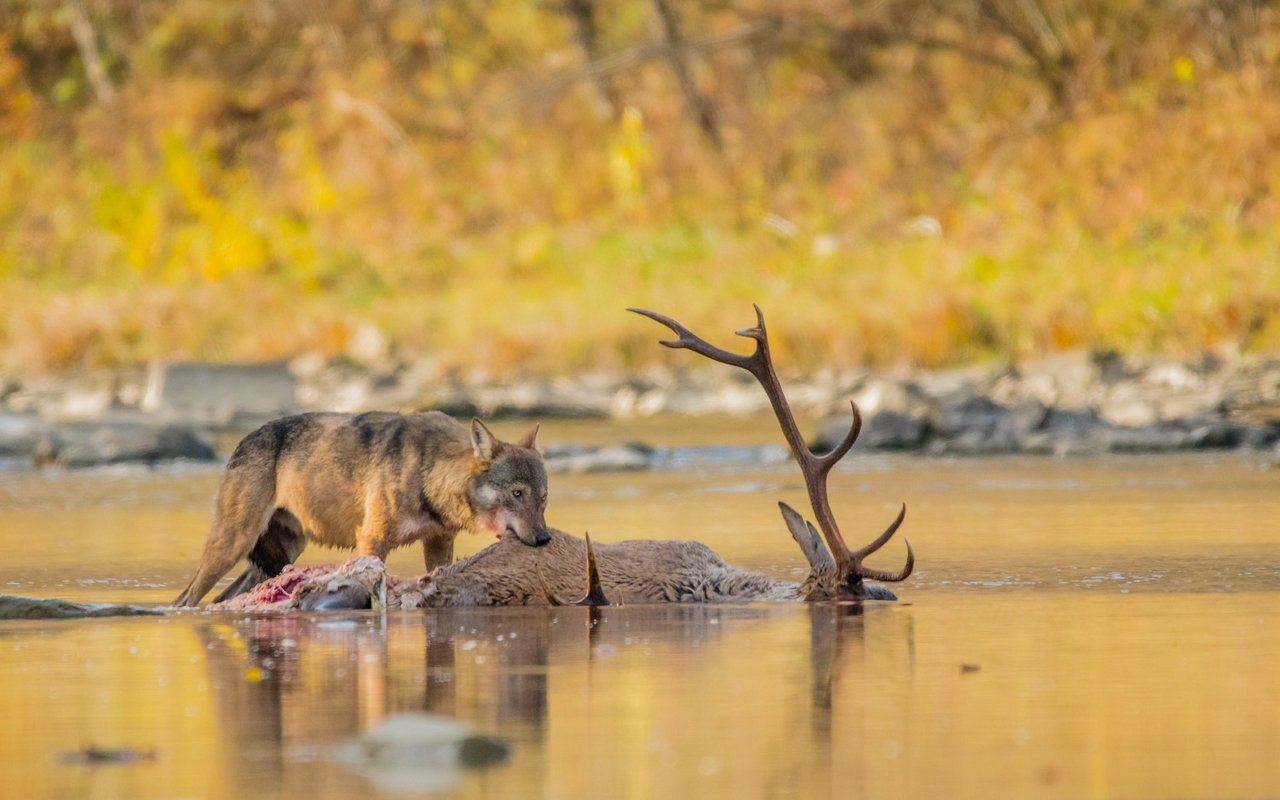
xmin=2 ymin=0 xmax=1278 ymax=374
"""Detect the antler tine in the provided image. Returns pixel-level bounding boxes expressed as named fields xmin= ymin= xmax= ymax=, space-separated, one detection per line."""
xmin=628 ymin=308 xmax=758 ymax=370
xmin=858 ymin=538 xmax=914 ymax=583
xmin=852 ymin=502 xmax=907 ymax=560
xmin=732 ymin=304 xmax=768 ymax=342
xmin=813 ymin=401 xmax=863 ymax=476
xmin=575 ymin=533 xmax=611 ymax=607
xmin=536 ymin=563 xmax=565 ymax=606
xmin=845 ymin=505 xmax=912 ymax=584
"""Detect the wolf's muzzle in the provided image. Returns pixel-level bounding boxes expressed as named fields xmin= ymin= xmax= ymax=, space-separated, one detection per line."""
xmin=507 ymin=523 xmax=553 ymax=547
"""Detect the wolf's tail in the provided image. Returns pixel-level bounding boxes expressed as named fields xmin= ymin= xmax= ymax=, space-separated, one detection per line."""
xmin=172 ymin=418 xmax=302 ymax=607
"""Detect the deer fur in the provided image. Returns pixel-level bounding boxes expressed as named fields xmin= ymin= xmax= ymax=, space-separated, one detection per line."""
xmin=208 ymin=512 xmax=899 ymax=613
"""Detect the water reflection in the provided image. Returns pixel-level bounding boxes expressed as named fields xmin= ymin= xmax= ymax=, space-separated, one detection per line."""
xmin=2 ymin=451 xmax=1280 ymax=798
xmin=808 ymin=603 xmax=915 ymax=728
xmin=169 ymin=602 xmax=906 ymax=797
xmin=4 ymin=591 xmax=1280 ymax=798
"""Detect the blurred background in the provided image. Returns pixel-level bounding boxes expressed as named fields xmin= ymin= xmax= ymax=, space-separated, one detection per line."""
xmin=2 ymin=0 xmax=1278 ymax=378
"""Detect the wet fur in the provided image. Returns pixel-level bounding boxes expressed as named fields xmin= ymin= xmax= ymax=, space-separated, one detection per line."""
xmin=173 ymin=411 xmax=547 ymax=606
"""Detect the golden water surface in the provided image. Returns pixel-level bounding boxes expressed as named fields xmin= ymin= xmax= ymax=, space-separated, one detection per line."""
xmin=1 ymin=416 xmax=1278 ymax=799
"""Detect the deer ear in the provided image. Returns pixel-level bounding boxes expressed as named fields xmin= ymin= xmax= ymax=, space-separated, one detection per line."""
xmin=779 ymin=502 xmax=835 ymax=576
xmin=517 ymin=423 xmax=540 ymax=452
xmin=471 ymin=418 xmax=496 ymax=463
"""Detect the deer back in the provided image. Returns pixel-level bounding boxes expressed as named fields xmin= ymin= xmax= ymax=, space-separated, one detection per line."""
xmin=420 ymin=529 xmax=801 ymax=606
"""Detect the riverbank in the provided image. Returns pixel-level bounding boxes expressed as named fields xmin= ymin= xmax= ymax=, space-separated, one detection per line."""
xmin=2 ymin=348 xmax=1277 ymax=470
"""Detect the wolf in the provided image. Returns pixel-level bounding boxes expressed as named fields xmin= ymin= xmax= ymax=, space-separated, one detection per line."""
xmin=172 ymin=411 xmax=549 ymax=606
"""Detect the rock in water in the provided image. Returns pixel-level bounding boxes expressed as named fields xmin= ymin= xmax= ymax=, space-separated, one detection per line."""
xmin=0 ymin=595 xmax=162 ymax=620
xmin=335 ymin=713 xmax=510 ymax=792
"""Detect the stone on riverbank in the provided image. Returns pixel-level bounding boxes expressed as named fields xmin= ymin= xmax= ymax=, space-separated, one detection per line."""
xmin=812 ymin=356 xmax=1280 ymax=455
xmin=34 ymin=412 xmax=216 ymax=468
xmin=0 ymin=413 xmax=49 ymax=457
xmin=3 ymin=350 xmax=1279 ymax=466
xmin=2 ymin=410 xmax=217 ymax=468
xmin=142 ymin=361 xmax=296 ymax=425
xmin=543 ymin=442 xmax=655 ymax=473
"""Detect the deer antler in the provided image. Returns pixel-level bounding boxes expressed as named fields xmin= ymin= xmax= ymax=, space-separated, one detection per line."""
xmin=537 ymin=533 xmax=611 ymax=606
xmin=629 ymin=306 xmax=913 ymax=599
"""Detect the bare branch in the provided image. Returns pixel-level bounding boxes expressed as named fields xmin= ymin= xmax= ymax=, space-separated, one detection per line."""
xmin=560 ymin=0 xmax=622 ymax=118
xmin=515 ymin=21 xmax=773 ymax=112
xmin=329 ymin=90 xmax=429 ymax=163
xmin=66 ymin=0 xmax=115 ymax=104
xmin=649 ymin=0 xmax=722 ymax=152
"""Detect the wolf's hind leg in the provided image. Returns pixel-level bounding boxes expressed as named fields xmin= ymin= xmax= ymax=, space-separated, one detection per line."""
xmin=173 ymin=474 xmax=277 ymax=607
xmin=212 ymin=513 xmax=307 ymax=603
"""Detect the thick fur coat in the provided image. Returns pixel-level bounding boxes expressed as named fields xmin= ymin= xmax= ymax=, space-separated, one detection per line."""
xmin=173 ymin=411 xmax=547 ymax=606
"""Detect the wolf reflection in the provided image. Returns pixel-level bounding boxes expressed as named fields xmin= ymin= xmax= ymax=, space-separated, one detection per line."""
xmin=194 ymin=603 xmax=915 ymax=793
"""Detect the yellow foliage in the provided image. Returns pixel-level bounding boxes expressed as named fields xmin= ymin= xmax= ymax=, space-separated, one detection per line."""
xmin=2 ymin=0 xmax=1280 ymax=372
xmin=1173 ymin=56 xmax=1195 ymax=83
xmin=610 ymin=106 xmax=652 ymax=211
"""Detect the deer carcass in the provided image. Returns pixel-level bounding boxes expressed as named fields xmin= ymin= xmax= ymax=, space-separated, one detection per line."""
xmin=205 ymin=307 xmax=913 ymax=611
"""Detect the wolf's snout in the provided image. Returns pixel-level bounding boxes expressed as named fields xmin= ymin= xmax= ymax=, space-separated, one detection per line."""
xmin=505 ymin=521 xmax=552 ymax=547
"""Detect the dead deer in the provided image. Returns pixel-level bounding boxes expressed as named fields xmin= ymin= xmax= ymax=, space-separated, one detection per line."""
xmin=205 ymin=307 xmax=913 ymax=611
xmin=209 ymin=522 xmax=893 ymax=611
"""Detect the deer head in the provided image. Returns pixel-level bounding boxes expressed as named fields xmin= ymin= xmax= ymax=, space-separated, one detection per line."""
xmin=630 ymin=306 xmax=913 ymax=600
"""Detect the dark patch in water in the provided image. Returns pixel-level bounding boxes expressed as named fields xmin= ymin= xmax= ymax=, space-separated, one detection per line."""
xmin=0 ymin=594 xmax=162 ymax=620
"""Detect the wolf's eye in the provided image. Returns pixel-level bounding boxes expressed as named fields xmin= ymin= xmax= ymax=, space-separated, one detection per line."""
xmin=512 ymin=489 xmax=523 ymax=498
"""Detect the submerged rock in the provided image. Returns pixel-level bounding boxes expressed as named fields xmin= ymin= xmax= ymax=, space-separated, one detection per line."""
xmin=543 ymin=442 xmax=654 ymax=473
xmin=58 ymin=747 xmax=158 ymax=765
xmin=335 ymin=713 xmax=510 ymax=793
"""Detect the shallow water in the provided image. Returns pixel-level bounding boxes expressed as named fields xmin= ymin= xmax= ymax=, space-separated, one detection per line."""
xmin=1 ymin=416 xmax=1279 ymax=799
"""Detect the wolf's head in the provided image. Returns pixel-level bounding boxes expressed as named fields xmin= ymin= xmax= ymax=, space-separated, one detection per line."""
xmin=467 ymin=419 xmax=551 ymax=547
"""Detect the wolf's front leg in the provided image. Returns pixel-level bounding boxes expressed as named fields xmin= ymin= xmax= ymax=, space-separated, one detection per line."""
xmin=355 ymin=494 xmax=395 ymax=561
xmin=422 ymin=530 xmax=455 ymax=572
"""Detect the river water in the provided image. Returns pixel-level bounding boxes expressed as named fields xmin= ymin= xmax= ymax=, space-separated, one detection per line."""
xmin=1 ymin=415 xmax=1278 ymax=799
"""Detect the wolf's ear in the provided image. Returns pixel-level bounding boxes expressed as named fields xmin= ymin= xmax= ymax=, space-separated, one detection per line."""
xmin=517 ymin=423 xmax=540 ymax=452
xmin=471 ymin=418 xmax=496 ymax=463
